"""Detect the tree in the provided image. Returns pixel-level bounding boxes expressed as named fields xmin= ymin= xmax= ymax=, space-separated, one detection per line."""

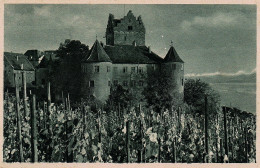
xmin=49 ymin=40 xmax=89 ymax=101
xmin=184 ymin=78 xmax=220 ymax=115
xmin=143 ymin=72 xmax=183 ymax=113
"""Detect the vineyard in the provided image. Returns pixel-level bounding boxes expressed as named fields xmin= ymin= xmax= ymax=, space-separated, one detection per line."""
xmin=3 ymin=81 xmax=256 ymax=163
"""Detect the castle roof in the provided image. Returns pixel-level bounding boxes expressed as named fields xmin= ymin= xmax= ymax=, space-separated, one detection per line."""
xmin=164 ymin=46 xmax=184 ymax=63
xmin=104 ymin=45 xmax=163 ymax=64
xmin=82 ymin=40 xmax=112 ymax=63
xmin=4 ymin=52 xmax=35 ymax=71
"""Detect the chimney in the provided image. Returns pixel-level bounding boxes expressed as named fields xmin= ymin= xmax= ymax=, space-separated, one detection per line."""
xmin=16 ymin=56 xmax=18 ymax=61
xmin=148 ymin=46 xmax=151 ymax=53
xmin=21 ymin=64 xmax=23 ymax=70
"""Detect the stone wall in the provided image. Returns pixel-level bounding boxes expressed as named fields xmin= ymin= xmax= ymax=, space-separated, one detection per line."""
xmin=111 ymin=63 xmax=149 ymax=88
xmin=4 ymin=63 xmax=35 ymax=88
xmin=161 ymin=62 xmax=184 ymax=98
xmin=106 ymin=11 xmax=145 ymax=46
xmin=114 ymin=31 xmax=145 ymax=46
xmin=81 ymin=62 xmax=113 ymax=102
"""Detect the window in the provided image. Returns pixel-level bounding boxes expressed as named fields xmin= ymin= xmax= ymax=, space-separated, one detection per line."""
xmin=138 ymin=67 xmax=144 ymax=73
xmin=130 ymin=80 xmax=136 ymax=87
xmin=113 ymin=67 xmax=118 ymax=72
xmin=139 ymin=80 xmax=144 ymax=86
xmin=107 ymin=66 xmax=110 ymax=72
xmin=94 ymin=66 xmax=99 ymax=72
xmin=152 ymin=65 xmax=155 ymax=71
xmin=108 ymin=81 xmax=111 ymax=86
xmin=114 ymin=80 xmax=118 ymax=85
xmin=128 ymin=26 xmax=133 ymax=30
xmin=123 ymin=81 xmax=128 ymax=86
xmin=172 ymin=64 xmax=176 ymax=70
xmin=124 ymin=36 xmax=127 ymax=41
xmin=131 ymin=67 xmax=135 ymax=73
xmin=123 ymin=67 xmax=128 ymax=73
xmin=89 ymin=80 xmax=94 ymax=87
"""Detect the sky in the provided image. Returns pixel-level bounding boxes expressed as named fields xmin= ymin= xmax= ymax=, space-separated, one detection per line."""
xmin=4 ymin=4 xmax=256 ymax=75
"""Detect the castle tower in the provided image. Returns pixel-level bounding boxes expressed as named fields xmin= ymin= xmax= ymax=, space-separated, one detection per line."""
xmin=81 ymin=40 xmax=112 ymax=102
xmin=106 ymin=10 xmax=145 ymax=46
xmin=163 ymin=42 xmax=184 ymax=98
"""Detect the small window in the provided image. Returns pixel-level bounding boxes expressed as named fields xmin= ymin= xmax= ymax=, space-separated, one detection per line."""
xmin=172 ymin=64 xmax=176 ymax=70
xmin=108 ymin=81 xmax=111 ymax=86
xmin=138 ymin=67 xmax=144 ymax=73
xmin=124 ymin=36 xmax=127 ymax=41
xmin=123 ymin=67 xmax=128 ymax=73
xmin=123 ymin=81 xmax=128 ymax=86
xmin=89 ymin=81 xmax=95 ymax=87
xmin=128 ymin=26 xmax=133 ymax=30
xmin=130 ymin=80 xmax=136 ymax=87
xmin=139 ymin=80 xmax=144 ymax=86
xmin=94 ymin=66 xmax=99 ymax=73
xmin=107 ymin=66 xmax=110 ymax=72
xmin=114 ymin=80 xmax=118 ymax=85
xmin=152 ymin=65 xmax=156 ymax=71
xmin=113 ymin=67 xmax=118 ymax=72
xmin=131 ymin=67 xmax=135 ymax=73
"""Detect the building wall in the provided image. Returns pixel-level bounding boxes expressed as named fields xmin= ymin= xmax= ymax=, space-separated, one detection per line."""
xmin=81 ymin=62 xmax=162 ymax=102
xmin=13 ymin=70 xmax=35 ymax=88
xmin=111 ymin=63 xmax=158 ymax=88
xmin=106 ymin=11 xmax=145 ymax=46
xmin=4 ymin=62 xmax=35 ymax=88
xmin=114 ymin=31 xmax=145 ymax=46
xmin=81 ymin=62 xmax=113 ymax=102
xmin=4 ymin=63 xmax=15 ymax=87
xmin=161 ymin=62 xmax=184 ymax=98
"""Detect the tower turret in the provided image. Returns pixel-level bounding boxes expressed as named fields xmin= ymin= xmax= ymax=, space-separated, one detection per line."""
xmin=162 ymin=41 xmax=184 ymax=99
xmin=105 ymin=10 xmax=145 ymax=46
xmin=81 ymin=40 xmax=112 ymax=102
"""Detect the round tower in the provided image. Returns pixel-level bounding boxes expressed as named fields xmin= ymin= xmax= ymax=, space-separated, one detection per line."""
xmin=81 ymin=40 xmax=112 ymax=102
xmin=162 ymin=42 xmax=184 ymax=99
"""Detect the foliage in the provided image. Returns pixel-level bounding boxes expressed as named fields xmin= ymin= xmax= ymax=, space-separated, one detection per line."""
xmin=184 ymin=79 xmax=220 ymax=115
xmin=3 ymin=92 xmax=256 ymax=163
xmin=49 ymin=40 xmax=89 ymax=101
xmin=144 ymin=72 xmax=182 ymax=113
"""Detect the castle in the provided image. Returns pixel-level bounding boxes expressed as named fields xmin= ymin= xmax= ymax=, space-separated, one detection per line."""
xmin=81 ymin=10 xmax=184 ymax=102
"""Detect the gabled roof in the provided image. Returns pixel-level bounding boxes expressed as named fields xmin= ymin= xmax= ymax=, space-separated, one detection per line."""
xmin=164 ymin=46 xmax=184 ymax=63
xmin=104 ymin=45 xmax=163 ymax=64
xmin=4 ymin=52 xmax=35 ymax=71
xmin=82 ymin=40 xmax=112 ymax=63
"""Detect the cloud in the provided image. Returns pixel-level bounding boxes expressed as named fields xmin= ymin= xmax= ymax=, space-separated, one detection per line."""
xmin=181 ymin=12 xmax=245 ymax=31
xmin=185 ymin=68 xmax=256 ymax=77
xmin=34 ymin=6 xmax=51 ymax=17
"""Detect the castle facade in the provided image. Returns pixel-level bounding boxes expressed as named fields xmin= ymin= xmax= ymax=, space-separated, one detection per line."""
xmin=81 ymin=10 xmax=184 ymax=102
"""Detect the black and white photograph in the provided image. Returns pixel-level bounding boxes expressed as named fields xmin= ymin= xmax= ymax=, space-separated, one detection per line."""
xmin=2 ymin=3 xmax=257 ymax=164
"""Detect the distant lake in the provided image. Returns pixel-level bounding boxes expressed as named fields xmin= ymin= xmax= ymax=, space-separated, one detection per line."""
xmin=209 ymin=83 xmax=256 ymax=113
